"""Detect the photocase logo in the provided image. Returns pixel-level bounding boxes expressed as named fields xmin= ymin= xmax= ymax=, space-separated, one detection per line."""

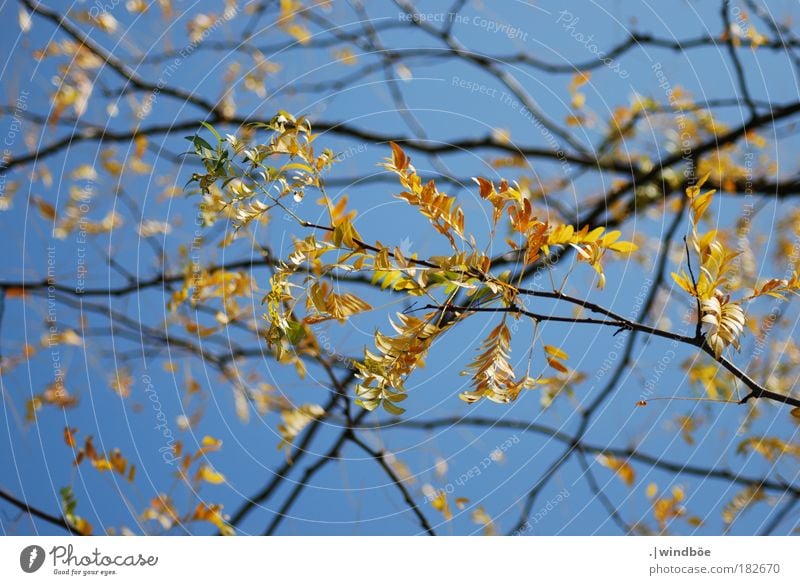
xmin=20 ymin=545 xmax=46 ymax=573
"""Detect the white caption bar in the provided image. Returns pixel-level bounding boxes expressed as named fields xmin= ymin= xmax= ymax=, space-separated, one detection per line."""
xmin=1 ymin=536 xmax=797 ymax=584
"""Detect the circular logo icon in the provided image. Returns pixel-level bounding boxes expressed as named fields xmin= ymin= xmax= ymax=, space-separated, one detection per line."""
xmin=20 ymin=545 xmax=46 ymax=573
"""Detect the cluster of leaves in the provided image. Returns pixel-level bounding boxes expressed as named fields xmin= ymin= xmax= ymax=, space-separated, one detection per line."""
xmin=355 ymin=146 xmax=637 ymax=410
xmin=185 ymin=123 xmax=641 ymax=414
xmin=598 ymin=452 xmax=706 ymax=534
xmin=61 ymin=424 xmax=234 ymax=535
xmin=60 ymin=486 xmax=93 ymax=536
xmin=646 ymin=484 xmax=703 ymax=533
xmin=186 ymin=122 xmax=642 ymax=416
xmin=142 ymin=436 xmax=234 ymax=535
xmin=672 ymin=174 xmax=800 ymax=357
xmin=72 ymin=431 xmax=137 ymax=482
xmin=277 ymin=403 xmax=326 ymax=458
xmin=423 ymin=484 xmax=497 ymax=534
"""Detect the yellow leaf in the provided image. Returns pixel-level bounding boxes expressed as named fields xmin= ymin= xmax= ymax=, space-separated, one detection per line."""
xmin=92 ymin=458 xmax=113 ymax=472
xmin=277 ymin=404 xmax=325 ymax=457
xmin=471 ymin=506 xmax=497 ymax=535
xmin=543 ymin=345 xmax=569 ymax=360
xmin=110 ymin=369 xmax=133 ymax=398
xmin=44 ymin=329 xmax=83 ymax=346
xmin=546 ymin=357 xmax=569 ymax=374
xmin=36 ymin=198 xmax=57 ymax=221
xmin=737 ymin=436 xmax=800 ymax=461
xmin=389 ymin=141 xmax=408 ymax=172
xmin=597 ymin=454 xmax=635 ymax=487
xmin=568 ymin=71 xmax=591 ymax=92
xmin=70 ymin=164 xmax=98 ymax=181
xmin=73 ymin=517 xmax=93 ymax=535
xmin=608 ymin=241 xmax=638 ymax=253
xmin=671 ymin=271 xmax=696 ymax=296
xmin=198 ymin=465 xmax=226 ymax=485
xmin=429 ymin=489 xmax=452 ymax=521
xmin=63 ymin=427 xmax=78 ymax=448
xmin=193 ymin=503 xmax=234 ymax=535
xmin=286 ymin=23 xmax=310 ymax=44
xmin=184 ymin=321 xmax=218 ymax=337
xmin=18 ymin=8 xmax=32 ymax=32
xmin=201 ymin=435 xmax=223 ymax=450
xmin=686 ymin=172 xmax=712 ymax=198
xmin=333 ymin=47 xmax=357 ymax=65
xmin=687 ymin=516 xmax=703 ymax=527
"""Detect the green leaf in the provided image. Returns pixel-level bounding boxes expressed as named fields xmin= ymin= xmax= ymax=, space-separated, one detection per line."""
xmin=382 ymin=400 xmax=406 ymax=416
xmin=355 ymin=399 xmax=379 ymax=412
xmin=285 ymin=321 xmax=306 ymax=345
xmin=186 ymin=134 xmax=214 ymax=153
xmin=200 ymin=121 xmax=222 ymax=142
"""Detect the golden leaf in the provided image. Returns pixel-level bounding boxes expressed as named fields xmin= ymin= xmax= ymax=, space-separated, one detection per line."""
xmin=197 ymin=465 xmax=226 ymax=485
xmin=471 ymin=506 xmax=497 ymax=535
xmin=429 ymin=489 xmax=452 ymax=521
xmin=543 ymin=345 xmax=569 ymax=360
xmin=333 ymin=48 xmax=357 ymax=65
xmin=460 ymin=320 xmax=527 ymax=404
xmin=277 ymin=404 xmax=325 ymax=457
xmin=193 ymin=503 xmax=234 ymax=535
xmin=737 ymin=436 xmax=800 ymax=461
xmin=36 ymin=198 xmax=57 ymax=221
xmin=597 ymin=454 xmax=635 ymax=487
xmin=63 ymin=427 xmax=78 ymax=448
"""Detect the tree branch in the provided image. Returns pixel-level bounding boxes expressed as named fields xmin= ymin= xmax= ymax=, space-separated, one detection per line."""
xmin=0 ymin=488 xmax=80 ymax=535
xmin=348 ymin=433 xmax=436 ymax=536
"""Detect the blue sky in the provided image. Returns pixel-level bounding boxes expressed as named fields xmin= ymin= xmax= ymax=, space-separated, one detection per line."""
xmin=1 ymin=0 xmax=800 ymax=536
